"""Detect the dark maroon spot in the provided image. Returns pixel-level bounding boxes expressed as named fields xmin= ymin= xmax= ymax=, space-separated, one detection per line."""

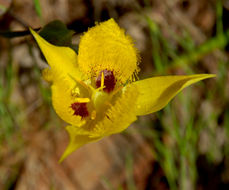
xmin=96 ymin=69 xmax=116 ymax=93
xmin=71 ymin=102 xmax=89 ymax=118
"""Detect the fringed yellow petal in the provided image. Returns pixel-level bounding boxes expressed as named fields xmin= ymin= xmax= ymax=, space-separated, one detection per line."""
xmin=91 ymin=85 xmax=139 ymax=137
xmin=31 ymin=29 xmax=90 ymax=126
xmin=51 ymin=77 xmax=85 ymax=127
xmin=78 ymin=18 xmax=139 ymax=83
xmin=133 ymin=74 xmax=216 ymax=116
xmin=59 ymin=125 xmax=101 ymax=163
xmin=30 ymin=28 xmax=81 ymax=82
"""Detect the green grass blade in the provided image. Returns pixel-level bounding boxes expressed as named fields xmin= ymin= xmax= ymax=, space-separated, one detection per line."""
xmin=33 ymin=0 xmax=43 ymax=23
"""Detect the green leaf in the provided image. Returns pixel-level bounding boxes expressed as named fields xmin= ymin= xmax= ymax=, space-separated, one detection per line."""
xmin=39 ymin=20 xmax=75 ymax=47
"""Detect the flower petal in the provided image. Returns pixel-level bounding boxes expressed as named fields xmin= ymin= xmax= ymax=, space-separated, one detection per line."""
xmin=91 ymin=84 xmax=139 ymax=137
xmin=133 ymin=74 xmax=216 ymax=116
xmin=59 ymin=125 xmax=101 ymax=162
xmin=78 ymin=19 xmax=139 ymax=83
xmin=30 ymin=29 xmax=81 ymax=82
xmin=31 ymin=29 xmax=89 ymax=125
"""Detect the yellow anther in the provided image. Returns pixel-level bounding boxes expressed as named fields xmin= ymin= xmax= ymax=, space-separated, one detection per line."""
xmin=101 ymin=71 xmax=105 ymax=89
xmin=75 ymin=98 xmax=90 ymax=103
xmin=91 ymin=110 xmax=96 ymax=120
xmin=95 ymin=72 xmax=106 ymax=92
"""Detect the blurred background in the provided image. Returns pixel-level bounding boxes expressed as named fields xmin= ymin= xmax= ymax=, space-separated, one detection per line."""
xmin=0 ymin=0 xmax=229 ymax=189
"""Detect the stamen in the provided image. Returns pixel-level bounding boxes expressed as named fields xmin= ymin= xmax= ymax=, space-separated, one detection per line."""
xmin=71 ymin=103 xmax=89 ymax=118
xmin=75 ymin=98 xmax=90 ymax=103
xmin=96 ymin=70 xmax=116 ymax=93
xmin=101 ymin=71 xmax=105 ymax=89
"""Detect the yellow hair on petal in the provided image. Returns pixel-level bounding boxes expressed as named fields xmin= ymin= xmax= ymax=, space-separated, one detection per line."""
xmin=78 ymin=18 xmax=139 ymax=84
xmin=90 ymin=84 xmax=138 ymax=137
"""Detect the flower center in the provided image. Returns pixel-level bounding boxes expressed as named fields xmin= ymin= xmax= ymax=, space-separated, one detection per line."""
xmin=71 ymin=102 xmax=89 ymax=118
xmin=96 ymin=70 xmax=116 ymax=93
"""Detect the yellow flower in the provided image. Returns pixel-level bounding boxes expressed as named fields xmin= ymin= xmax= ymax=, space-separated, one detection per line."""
xmin=30 ymin=19 xmax=215 ymax=162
